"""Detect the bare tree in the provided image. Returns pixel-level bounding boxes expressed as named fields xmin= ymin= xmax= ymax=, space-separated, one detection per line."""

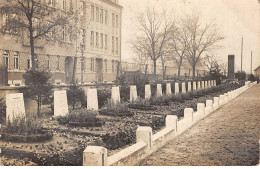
xmin=131 ymin=8 xmax=173 ymax=75
xmin=182 ymin=14 xmax=224 ymax=79
xmin=166 ymin=22 xmax=188 ymax=77
xmin=203 ymin=53 xmax=218 ymax=72
xmin=0 ymin=0 xmax=74 ymax=70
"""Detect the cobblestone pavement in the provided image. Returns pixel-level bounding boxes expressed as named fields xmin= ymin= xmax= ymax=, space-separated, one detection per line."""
xmin=140 ymin=84 xmax=260 ymax=166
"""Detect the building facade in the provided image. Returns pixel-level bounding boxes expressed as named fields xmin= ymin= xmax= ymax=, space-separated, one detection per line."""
xmin=0 ymin=0 xmax=122 ymax=86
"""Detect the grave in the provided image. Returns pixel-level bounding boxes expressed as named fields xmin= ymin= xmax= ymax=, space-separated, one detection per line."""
xmin=197 ymin=81 xmax=201 ymax=90
xmin=157 ymin=84 xmax=163 ymax=97
xmin=201 ymin=81 xmax=205 ymax=89
xmin=145 ymin=85 xmax=151 ymax=99
xmin=54 ymin=90 xmax=69 ymax=117
xmin=87 ymin=88 xmax=99 ymax=110
xmin=205 ymin=81 xmax=208 ymax=88
xmin=6 ymin=93 xmax=26 ymax=122
xmin=175 ymin=83 xmax=179 ymax=95
xmin=188 ymin=82 xmax=192 ymax=92
xmin=193 ymin=81 xmax=197 ymax=90
xmin=166 ymin=83 xmax=171 ymax=95
xmin=182 ymin=82 xmax=186 ymax=93
xmin=111 ymin=86 xmax=120 ymax=103
xmin=130 ymin=85 xmax=138 ymax=102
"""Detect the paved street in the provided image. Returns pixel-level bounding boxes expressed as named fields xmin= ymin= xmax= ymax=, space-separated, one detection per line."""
xmin=140 ymin=84 xmax=260 ymax=166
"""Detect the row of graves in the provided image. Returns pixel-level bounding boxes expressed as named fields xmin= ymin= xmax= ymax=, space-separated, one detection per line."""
xmin=5 ymin=80 xmax=217 ymax=121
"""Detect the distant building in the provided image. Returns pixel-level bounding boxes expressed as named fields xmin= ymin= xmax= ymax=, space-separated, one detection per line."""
xmin=0 ymin=0 xmax=122 ymax=86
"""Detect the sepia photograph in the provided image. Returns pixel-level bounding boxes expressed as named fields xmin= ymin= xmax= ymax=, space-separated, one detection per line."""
xmin=0 ymin=0 xmax=259 ymax=166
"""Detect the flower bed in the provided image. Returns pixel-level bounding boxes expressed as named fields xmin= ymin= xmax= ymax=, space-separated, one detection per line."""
xmin=99 ymin=100 xmax=134 ymax=117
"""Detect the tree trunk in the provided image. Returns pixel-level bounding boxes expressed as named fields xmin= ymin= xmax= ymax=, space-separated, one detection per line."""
xmin=192 ymin=65 xmax=196 ymax=80
xmin=178 ymin=64 xmax=181 ymax=77
xmin=37 ymin=97 xmax=41 ymax=117
xmin=29 ymin=22 xmax=35 ymax=70
xmin=153 ymin=60 xmax=157 ymax=75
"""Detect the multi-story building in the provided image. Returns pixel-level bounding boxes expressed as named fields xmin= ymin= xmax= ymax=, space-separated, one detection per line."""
xmin=0 ymin=0 xmax=122 ymax=86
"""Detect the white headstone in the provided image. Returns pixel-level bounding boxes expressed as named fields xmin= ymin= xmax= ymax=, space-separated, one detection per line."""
xmin=182 ymin=82 xmax=186 ymax=93
xmin=111 ymin=86 xmax=120 ymax=103
xmin=214 ymin=80 xmax=216 ymax=86
xmin=197 ymin=81 xmax=201 ymax=90
xmin=184 ymin=108 xmax=193 ymax=122
xmin=188 ymin=82 xmax=192 ymax=92
xmin=208 ymin=80 xmax=211 ymax=88
xmin=145 ymin=85 xmax=151 ymax=99
xmin=6 ymin=93 xmax=26 ymax=122
xmin=166 ymin=83 xmax=172 ymax=95
xmin=175 ymin=83 xmax=179 ymax=95
xmin=193 ymin=81 xmax=197 ymax=91
xmin=157 ymin=84 xmax=163 ymax=97
xmin=54 ymin=90 xmax=69 ymax=117
xmin=201 ymin=81 xmax=205 ymax=89
xmin=87 ymin=88 xmax=99 ymax=110
xmin=205 ymin=81 xmax=208 ymax=88
xmin=130 ymin=85 xmax=137 ymax=102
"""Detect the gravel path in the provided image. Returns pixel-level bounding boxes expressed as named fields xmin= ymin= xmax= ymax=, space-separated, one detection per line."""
xmin=140 ymin=84 xmax=260 ymax=166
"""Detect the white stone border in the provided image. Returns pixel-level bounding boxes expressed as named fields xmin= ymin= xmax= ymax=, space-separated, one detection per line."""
xmin=82 ymin=81 xmax=256 ymax=166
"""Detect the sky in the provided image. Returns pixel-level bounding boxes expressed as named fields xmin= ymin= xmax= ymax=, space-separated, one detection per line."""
xmin=119 ymin=0 xmax=260 ymax=73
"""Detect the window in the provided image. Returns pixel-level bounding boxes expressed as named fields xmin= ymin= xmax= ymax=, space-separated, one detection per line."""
xmin=32 ymin=18 xmax=40 ymax=37
xmin=100 ymin=9 xmax=103 ymax=24
xmin=61 ymin=26 xmax=66 ymax=41
xmin=35 ymin=54 xmax=39 ymax=69
xmin=68 ymin=26 xmax=72 ymax=43
xmin=81 ymin=57 xmax=85 ymax=72
xmin=112 ymin=13 xmax=115 ymax=27
xmin=46 ymin=21 xmax=55 ymax=39
xmin=116 ymin=15 xmax=119 ymax=28
xmin=56 ymin=56 xmax=60 ymax=71
xmin=27 ymin=56 xmax=31 ymax=70
xmin=96 ymin=7 xmax=99 ymax=22
xmin=62 ymin=0 xmax=67 ymax=11
xmin=96 ymin=32 xmax=99 ymax=48
xmin=112 ymin=60 xmax=114 ymax=73
xmin=112 ymin=36 xmax=114 ymax=54
xmin=46 ymin=54 xmax=50 ymax=70
xmin=104 ymin=59 xmax=107 ymax=72
xmin=105 ymin=34 xmax=107 ymax=49
xmin=90 ymin=31 xmax=94 ymax=46
xmin=90 ymin=58 xmax=94 ymax=72
xmin=91 ymin=5 xmax=95 ymax=20
xmin=80 ymin=1 xmax=86 ymax=17
xmin=100 ymin=34 xmax=103 ymax=49
xmin=105 ymin=11 xmax=108 ymax=24
xmin=13 ymin=51 xmax=19 ymax=70
xmin=116 ymin=37 xmax=118 ymax=54
xmin=80 ymin=29 xmax=86 ymax=45
xmin=3 ymin=51 xmax=9 ymax=69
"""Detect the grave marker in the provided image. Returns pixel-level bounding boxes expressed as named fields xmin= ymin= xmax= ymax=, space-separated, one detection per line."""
xmin=188 ymin=82 xmax=192 ymax=92
xmin=54 ymin=90 xmax=69 ymax=117
xmin=182 ymin=82 xmax=186 ymax=93
xmin=197 ymin=81 xmax=201 ymax=90
xmin=87 ymin=88 xmax=99 ymax=110
xmin=166 ymin=83 xmax=172 ymax=95
xmin=130 ymin=85 xmax=137 ymax=102
xmin=201 ymin=81 xmax=205 ymax=89
xmin=111 ymin=86 xmax=120 ymax=103
xmin=193 ymin=81 xmax=197 ymax=91
xmin=6 ymin=93 xmax=26 ymax=122
xmin=175 ymin=83 xmax=179 ymax=95
xmin=157 ymin=84 xmax=163 ymax=97
xmin=145 ymin=85 xmax=151 ymax=99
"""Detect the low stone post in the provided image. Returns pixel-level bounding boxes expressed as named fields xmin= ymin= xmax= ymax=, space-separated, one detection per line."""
xmin=145 ymin=85 xmax=151 ymax=100
xmin=157 ymin=84 xmax=162 ymax=97
xmin=184 ymin=108 xmax=193 ymax=122
xmin=202 ymin=81 xmax=205 ymax=89
xmin=175 ymin=83 xmax=179 ymax=95
xmin=182 ymin=82 xmax=186 ymax=94
xmin=166 ymin=83 xmax=172 ymax=96
xmin=111 ymin=86 xmax=120 ymax=104
xmin=166 ymin=115 xmax=178 ymax=133
xmin=130 ymin=85 xmax=137 ymax=102
xmin=83 ymin=146 xmax=108 ymax=166
xmin=213 ymin=97 xmax=219 ymax=110
xmin=197 ymin=81 xmax=201 ymax=90
xmin=193 ymin=81 xmax=197 ymax=91
xmin=219 ymin=95 xmax=225 ymax=106
xmin=197 ymin=103 xmax=205 ymax=120
xmin=206 ymin=100 xmax=213 ymax=114
xmin=188 ymin=82 xmax=192 ymax=92
xmin=136 ymin=126 xmax=152 ymax=152
xmin=87 ymin=88 xmax=99 ymax=110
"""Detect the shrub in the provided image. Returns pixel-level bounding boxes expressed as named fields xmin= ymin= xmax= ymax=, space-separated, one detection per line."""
xmin=56 ymin=109 xmax=100 ymax=127
xmin=120 ymin=85 xmax=130 ymax=102
xmin=129 ymin=97 xmax=156 ymax=110
xmin=97 ymin=88 xmax=111 ymax=108
xmin=235 ymin=71 xmax=246 ymax=81
xmin=67 ymin=83 xmax=87 ymax=109
xmin=150 ymin=95 xmax=172 ymax=106
xmin=0 ymin=97 xmax=6 ymax=123
xmin=99 ymin=100 xmax=133 ymax=117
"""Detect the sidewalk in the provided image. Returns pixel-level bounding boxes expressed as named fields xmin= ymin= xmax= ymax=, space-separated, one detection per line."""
xmin=139 ymin=84 xmax=260 ymax=166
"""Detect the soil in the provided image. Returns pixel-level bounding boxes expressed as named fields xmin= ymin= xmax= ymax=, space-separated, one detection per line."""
xmin=0 ymin=84 xmax=243 ymax=166
xmin=139 ymin=84 xmax=260 ymax=166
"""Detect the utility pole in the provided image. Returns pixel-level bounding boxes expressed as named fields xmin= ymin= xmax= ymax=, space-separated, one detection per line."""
xmin=241 ymin=36 xmax=243 ymax=72
xmin=251 ymin=51 xmax=253 ymax=74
